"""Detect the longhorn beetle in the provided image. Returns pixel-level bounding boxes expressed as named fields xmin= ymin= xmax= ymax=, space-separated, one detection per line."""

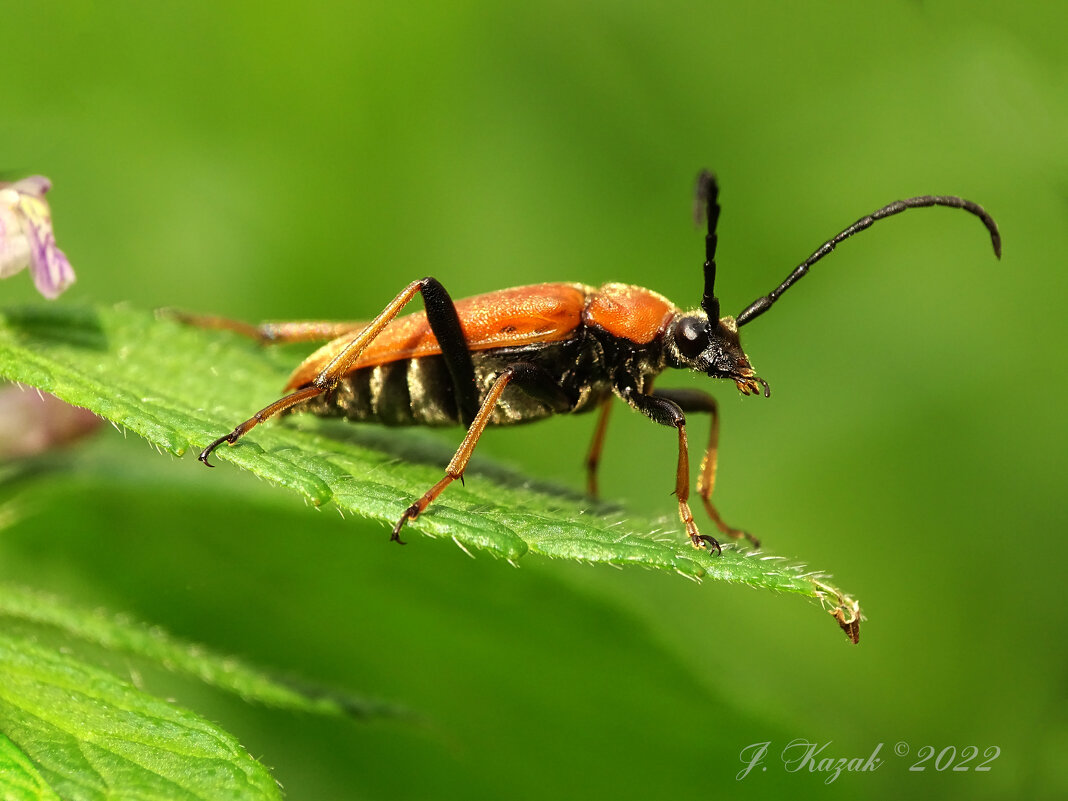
xmin=197 ymin=171 xmax=1001 ymax=554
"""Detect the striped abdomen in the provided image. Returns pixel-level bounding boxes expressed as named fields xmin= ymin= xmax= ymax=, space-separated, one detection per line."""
xmin=289 ymin=338 xmax=613 ymax=428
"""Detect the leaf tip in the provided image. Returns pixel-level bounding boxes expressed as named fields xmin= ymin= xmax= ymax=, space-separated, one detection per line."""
xmin=814 ymin=579 xmax=862 ymax=644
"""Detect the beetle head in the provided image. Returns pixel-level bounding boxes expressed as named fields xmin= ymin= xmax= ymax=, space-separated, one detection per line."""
xmin=666 ymin=311 xmax=769 ymax=397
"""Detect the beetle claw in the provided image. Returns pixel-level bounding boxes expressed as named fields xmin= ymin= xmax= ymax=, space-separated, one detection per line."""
xmin=198 ymin=433 xmax=236 ymax=467
xmin=392 ymin=504 xmax=420 ymax=545
xmin=691 ymin=533 xmax=723 ymax=556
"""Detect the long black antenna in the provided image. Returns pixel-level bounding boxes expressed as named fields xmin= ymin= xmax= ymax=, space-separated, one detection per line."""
xmin=694 ymin=170 xmax=721 ymax=321
xmin=735 ymin=195 xmax=1002 ymax=327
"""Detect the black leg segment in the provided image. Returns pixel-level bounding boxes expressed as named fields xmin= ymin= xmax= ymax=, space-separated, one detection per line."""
xmin=419 ymin=277 xmax=480 ymax=427
xmin=623 ymin=388 xmax=686 ymax=428
xmin=649 ymin=387 xmax=716 ymax=415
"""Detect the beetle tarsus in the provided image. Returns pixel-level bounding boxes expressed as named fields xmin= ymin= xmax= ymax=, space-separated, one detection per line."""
xmin=198 ymin=433 xmax=235 ymax=468
xmin=391 ymin=505 xmax=419 ymax=544
xmin=691 ymin=533 xmax=723 ymax=556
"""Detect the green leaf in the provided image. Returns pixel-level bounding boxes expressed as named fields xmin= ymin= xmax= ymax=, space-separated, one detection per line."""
xmin=0 ymin=582 xmax=405 ymax=720
xmin=0 ymin=304 xmax=861 ymax=640
xmin=0 ymin=632 xmax=282 ymax=801
xmin=0 ymin=732 xmax=60 ymax=801
xmin=0 ymin=568 xmax=401 ymax=798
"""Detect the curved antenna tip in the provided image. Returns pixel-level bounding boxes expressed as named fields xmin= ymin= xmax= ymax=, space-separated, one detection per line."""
xmin=976 ymin=205 xmax=1002 ymax=260
xmin=735 ymin=193 xmax=1003 ymax=325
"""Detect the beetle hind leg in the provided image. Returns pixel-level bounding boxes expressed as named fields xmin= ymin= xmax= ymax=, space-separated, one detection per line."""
xmin=197 ymin=277 xmax=480 ymax=466
xmin=169 ymin=310 xmax=368 ymax=345
xmin=198 ymin=384 xmax=324 ymax=466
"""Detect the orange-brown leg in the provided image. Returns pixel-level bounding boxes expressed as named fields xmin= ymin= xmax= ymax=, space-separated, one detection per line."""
xmin=584 ymin=399 xmax=613 ymax=499
xmin=622 ymin=389 xmax=721 ymax=553
xmin=199 ymin=278 xmax=471 ymax=466
xmin=392 ymin=361 xmax=570 ymax=543
xmin=655 ymin=388 xmax=759 ymax=547
xmin=673 ymin=422 xmax=721 ymax=554
xmin=198 ymin=385 xmax=325 ymax=465
xmin=169 ymin=310 xmax=367 ymax=344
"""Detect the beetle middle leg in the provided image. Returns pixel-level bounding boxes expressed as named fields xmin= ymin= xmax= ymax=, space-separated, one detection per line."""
xmin=584 ymin=399 xmax=613 ymax=499
xmin=199 ymin=277 xmax=479 ymax=465
xmin=654 ymin=388 xmax=759 ymax=548
xmin=392 ymin=361 xmax=572 ymax=543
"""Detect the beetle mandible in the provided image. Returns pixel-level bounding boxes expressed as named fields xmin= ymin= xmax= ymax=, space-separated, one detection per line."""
xmin=197 ymin=171 xmax=1001 ymax=553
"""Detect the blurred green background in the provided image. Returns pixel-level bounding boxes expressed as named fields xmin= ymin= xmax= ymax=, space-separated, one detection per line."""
xmin=1 ymin=1 xmax=1064 ymax=798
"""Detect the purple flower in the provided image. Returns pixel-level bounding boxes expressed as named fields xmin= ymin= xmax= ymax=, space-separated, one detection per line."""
xmin=0 ymin=176 xmax=75 ymax=299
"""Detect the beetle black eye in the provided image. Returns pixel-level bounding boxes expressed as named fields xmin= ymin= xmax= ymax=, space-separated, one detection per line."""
xmin=674 ymin=316 xmax=707 ymax=360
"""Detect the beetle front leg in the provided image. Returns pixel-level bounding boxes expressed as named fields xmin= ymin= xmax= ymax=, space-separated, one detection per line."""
xmin=622 ymin=389 xmax=721 ymax=554
xmin=654 ymin=388 xmax=760 ymax=548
